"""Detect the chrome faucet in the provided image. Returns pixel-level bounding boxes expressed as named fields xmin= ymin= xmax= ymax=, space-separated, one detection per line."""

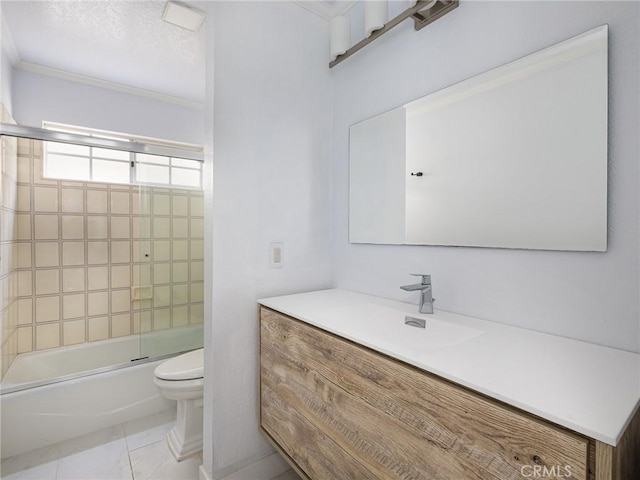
xmin=400 ymin=274 xmax=434 ymax=314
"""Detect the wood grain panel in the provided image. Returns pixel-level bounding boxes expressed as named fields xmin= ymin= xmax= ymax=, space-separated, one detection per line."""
xmin=260 ymin=307 xmax=589 ymax=480
xmin=614 ymin=405 xmax=640 ymax=480
xmin=595 ymin=442 xmax=614 ymax=480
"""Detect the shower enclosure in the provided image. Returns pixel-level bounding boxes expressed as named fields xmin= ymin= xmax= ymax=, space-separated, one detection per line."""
xmin=0 ymin=123 xmax=205 ymax=394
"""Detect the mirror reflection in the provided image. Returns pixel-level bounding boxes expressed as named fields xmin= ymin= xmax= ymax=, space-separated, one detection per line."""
xmin=350 ymin=25 xmax=608 ymax=251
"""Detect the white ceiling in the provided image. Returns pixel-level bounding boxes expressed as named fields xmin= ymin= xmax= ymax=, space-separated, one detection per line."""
xmin=1 ymin=0 xmax=207 ymax=106
xmin=0 ymin=1 xmax=357 ymax=107
xmin=0 ymin=0 xmax=356 ymax=107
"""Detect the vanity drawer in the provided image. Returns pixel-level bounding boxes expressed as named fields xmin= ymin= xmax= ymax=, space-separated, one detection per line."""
xmin=260 ymin=307 xmax=589 ymax=480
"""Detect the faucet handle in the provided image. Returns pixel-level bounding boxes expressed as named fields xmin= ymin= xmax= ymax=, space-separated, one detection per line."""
xmin=410 ymin=274 xmax=431 ymax=285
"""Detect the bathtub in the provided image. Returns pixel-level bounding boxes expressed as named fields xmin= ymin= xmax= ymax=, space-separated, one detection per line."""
xmin=0 ymin=325 xmax=203 ymax=459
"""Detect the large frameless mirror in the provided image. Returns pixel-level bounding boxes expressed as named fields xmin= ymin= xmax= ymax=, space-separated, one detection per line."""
xmin=349 ymin=25 xmax=608 ymax=251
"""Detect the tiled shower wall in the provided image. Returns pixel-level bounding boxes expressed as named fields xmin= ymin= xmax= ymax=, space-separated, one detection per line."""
xmin=1 ymin=105 xmax=19 ymax=377
xmin=10 ymin=138 xmax=204 ymax=360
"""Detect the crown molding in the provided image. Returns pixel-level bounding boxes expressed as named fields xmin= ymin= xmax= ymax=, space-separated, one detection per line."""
xmin=293 ymin=1 xmax=358 ymax=21
xmin=14 ymin=61 xmax=204 ymax=110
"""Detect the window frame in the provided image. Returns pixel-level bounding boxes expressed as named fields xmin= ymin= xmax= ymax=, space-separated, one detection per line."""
xmin=42 ymin=122 xmax=203 ymax=190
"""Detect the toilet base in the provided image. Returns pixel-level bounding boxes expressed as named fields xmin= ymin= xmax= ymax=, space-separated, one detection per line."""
xmin=166 ymin=397 xmax=203 ymax=461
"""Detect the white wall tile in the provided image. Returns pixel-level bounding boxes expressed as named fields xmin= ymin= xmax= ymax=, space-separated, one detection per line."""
xmin=172 ymin=196 xmax=188 ymax=216
xmin=190 ymin=303 xmax=203 ymax=324
xmin=153 ymin=308 xmax=170 ymax=330
xmin=17 ymin=326 xmax=33 ymax=353
xmin=172 ymin=306 xmax=189 ymax=327
xmin=190 ymin=261 xmax=204 ymax=282
xmin=63 ymin=293 xmax=85 ymax=319
xmin=153 ymin=240 xmax=170 ymax=261
xmin=173 ymin=240 xmax=188 ymax=261
xmin=152 ymin=194 xmax=170 ymax=215
xmin=17 ymin=298 xmax=33 ymax=324
xmin=190 ymin=218 xmax=204 ymax=238
xmin=111 ymin=289 xmax=131 ymax=313
xmin=152 ymin=217 xmax=170 ymax=238
xmin=87 ymin=216 xmax=108 ymax=239
xmin=132 ymin=264 xmax=151 ymax=285
xmin=17 ymin=185 xmax=31 ymax=212
xmin=190 ymin=283 xmax=204 ymax=303
xmin=153 ymin=285 xmax=170 ymax=308
xmin=18 ymin=270 xmax=33 ymax=296
xmin=110 ymin=191 xmax=130 ymax=215
xmin=132 ymin=217 xmax=150 ymax=239
xmin=17 ymin=242 xmax=32 ymax=268
xmin=34 ymin=242 xmax=59 ymax=267
xmin=190 ymin=240 xmax=203 ymax=260
xmin=88 ymin=316 xmax=109 ymax=341
xmin=87 ymin=266 xmax=109 ymax=290
xmin=63 ymin=319 xmax=85 ymax=345
xmin=153 ymin=263 xmax=171 ymax=285
xmin=35 ymin=323 xmax=60 ymax=350
xmin=111 ymin=265 xmax=130 ymax=289
xmin=35 ymin=269 xmax=59 ymax=295
xmin=33 ymin=187 xmax=58 ymax=212
xmin=111 ymin=241 xmax=131 ymax=263
xmin=87 ymin=242 xmax=108 ymax=265
xmin=35 ymin=296 xmax=60 ymax=322
xmin=111 ymin=313 xmax=130 ymax=337
xmin=17 ymin=157 xmax=31 ymax=183
xmin=62 ymin=241 xmax=85 ymax=266
xmin=86 ymin=190 xmax=108 ymax=213
xmin=110 ymin=216 xmax=130 ymax=239
xmin=63 ymin=267 xmax=85 ymax=293
xmin=61 ymin=215 xmax=84 ymax=240
xmin=61 ymin=188 xmax=84 ymax=213
xmin=132 ymin=241 xmax=151 ymax=263
xmin=87 ymin=292 xmax=109 ymax=316
xmin=190 ymin=196 xmax=203 ymax=216
xmin=16 ymin=214 xmax=31 ymax=240
xmin=172 ymin=284 xmax=188 ymax=305
xmin=172 ymin=262 xmax=188 ymax=283
xmin=34 ymin=215 xmax=59 ymax=240
xmin=134 ymin=311 xmax=152 ymax=333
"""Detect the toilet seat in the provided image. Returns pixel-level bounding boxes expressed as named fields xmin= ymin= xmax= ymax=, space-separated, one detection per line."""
xmin=154 ymin=348 xmax=204 ymax=381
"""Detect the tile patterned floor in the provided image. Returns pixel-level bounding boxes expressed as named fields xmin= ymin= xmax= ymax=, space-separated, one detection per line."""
xmin=1 ymin=409 xmax=301 ymax=480
xmin=270 ymin=471 xmax=300 ymax=480
xmin=0 ymin=410 xmax=200 ymax=480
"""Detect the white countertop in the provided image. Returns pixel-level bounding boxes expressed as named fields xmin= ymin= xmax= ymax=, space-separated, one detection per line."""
xmin=259 ymin=289 xmax=640 ymax=446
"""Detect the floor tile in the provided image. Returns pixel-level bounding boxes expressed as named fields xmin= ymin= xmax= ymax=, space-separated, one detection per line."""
xmin=125 ymin=409 xmax=176 ymax=452
xmin=129 ymin=439 xmax=200 ymax=480
xmin=270 ymin=470 xmax=301 ymax=480
xmin=56 ymin=426 xmax=132 ymax=480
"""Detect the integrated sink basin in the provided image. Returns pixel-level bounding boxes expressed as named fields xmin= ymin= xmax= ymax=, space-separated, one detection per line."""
xmin=316 ymin=303 xmax=484 ymax=356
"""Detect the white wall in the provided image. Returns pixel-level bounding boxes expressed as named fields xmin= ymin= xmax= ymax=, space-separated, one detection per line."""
xmin=204 ymin=1 xmax=333 ymax=478
xmin=1 ymin=40 xmax=13 ymax=114
xmin=11 ymin=69 xmax=204 ymax=145
xmin=332 ymin=1 xmax=640 ymax=352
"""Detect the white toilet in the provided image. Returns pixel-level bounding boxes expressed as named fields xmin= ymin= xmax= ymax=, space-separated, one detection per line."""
xmin=153 ymin=348 xmax=204 ymax=461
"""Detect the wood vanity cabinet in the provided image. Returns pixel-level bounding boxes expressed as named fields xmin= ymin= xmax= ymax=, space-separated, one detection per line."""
xmin=259 ymin=307 xmax=639 ymax=480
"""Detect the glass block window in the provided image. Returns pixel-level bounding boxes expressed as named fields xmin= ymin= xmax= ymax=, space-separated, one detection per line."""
xmin=42 ymin=122 xmax=203 ymax=189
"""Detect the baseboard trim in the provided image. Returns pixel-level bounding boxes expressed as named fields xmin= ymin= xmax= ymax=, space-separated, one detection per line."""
xmin=220 ymin=452 xmax=290 ymax=480
xmin=199 ymin=464 xmax=213 ymax=480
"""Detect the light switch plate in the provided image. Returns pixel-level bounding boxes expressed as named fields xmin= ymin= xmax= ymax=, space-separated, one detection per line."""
xmin=269 ymin=242 xmax=284 ymax=269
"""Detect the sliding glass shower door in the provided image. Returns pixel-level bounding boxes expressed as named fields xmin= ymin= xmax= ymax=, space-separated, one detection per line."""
xmin=137 ymin=181 xmax=204 ymax=360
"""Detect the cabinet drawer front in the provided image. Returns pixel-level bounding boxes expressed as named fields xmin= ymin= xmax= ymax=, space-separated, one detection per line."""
xmin=260 ymin=307 xmax=589 ymax=480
